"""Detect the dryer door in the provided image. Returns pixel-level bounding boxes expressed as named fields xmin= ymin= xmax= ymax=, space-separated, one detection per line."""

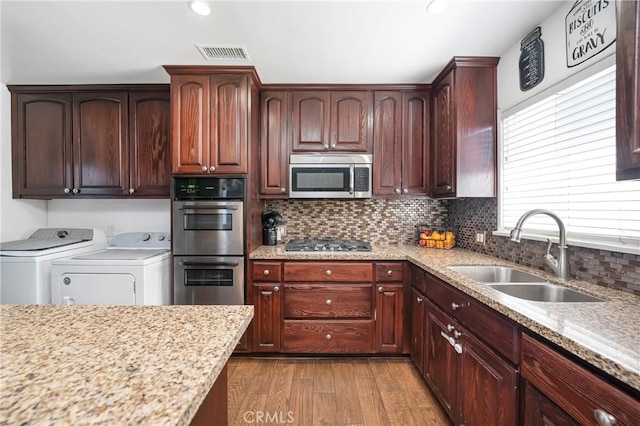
xmin=55 ymin=273 xmax=136 ymax=305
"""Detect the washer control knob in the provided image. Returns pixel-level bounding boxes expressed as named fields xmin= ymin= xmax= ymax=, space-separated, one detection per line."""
xmin=63 ymin=277 xmax=71 ymax=285
xmin=157 ymin=234 xmax=165 ymax=241
xmin=142 ymin=234 xmax=151 ymax=241
xmin=57 ymin=230 xmax=69 ymax=238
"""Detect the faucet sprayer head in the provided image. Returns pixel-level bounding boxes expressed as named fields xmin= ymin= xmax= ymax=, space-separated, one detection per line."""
xmin=509 ymin=228 xmax=522 ymax=242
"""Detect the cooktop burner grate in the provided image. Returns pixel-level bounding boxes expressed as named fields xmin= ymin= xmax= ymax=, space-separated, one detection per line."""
xmin=285 ymin=238 xmax=372 ymax=252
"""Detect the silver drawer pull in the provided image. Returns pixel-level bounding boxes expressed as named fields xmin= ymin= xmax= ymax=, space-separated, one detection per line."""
xmin=263 ymin=270 xmax=270 ymax=276
xmin=451 ymin=302 xmax=462 ymax=310
xmin=453 ymin=331 xmax=463 ymax=339
xmin=326 ymin=299 xmax=332 ymax=306
xmin=387 ymin=270 xmax=393 ymax=276
xmin=594 ymin=409 xmax=616 ymax=426
xmin=326 ymin=270 xmax=332 ymax=276
xmin=325 ymin=334 xmax=332 ymax=341
xmin=447 ymin=324 xmax=455 ymax=332
xmin=378 ymin=286 xmax=384 ymax=293
xmin=416 ymin=297 xmax=423 ymax=303
xmin=273 ymin=286 xmax=280 ymax=292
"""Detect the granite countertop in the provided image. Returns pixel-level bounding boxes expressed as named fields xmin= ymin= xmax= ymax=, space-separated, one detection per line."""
xmin=250 ymin=244 xmax=640 ymax=391
xmin=0 ymin=304 xmax=253 ymax=425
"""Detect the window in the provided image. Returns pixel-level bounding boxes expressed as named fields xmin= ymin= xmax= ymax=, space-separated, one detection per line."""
xmin=499 ymin=65 xmax=640 ymax=254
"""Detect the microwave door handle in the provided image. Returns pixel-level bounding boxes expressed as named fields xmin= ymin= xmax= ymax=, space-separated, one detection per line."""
xmin=179 ymin=261 xmax=240 ymax=267
xmin=177 ymin=205 xmax=239 ymax=211
xmin=349 ymin=164 xmax=355 ymax=195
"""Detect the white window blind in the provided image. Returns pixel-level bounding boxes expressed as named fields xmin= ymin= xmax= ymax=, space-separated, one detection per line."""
xmin=500 ymin=65 xmax=640 ymax=253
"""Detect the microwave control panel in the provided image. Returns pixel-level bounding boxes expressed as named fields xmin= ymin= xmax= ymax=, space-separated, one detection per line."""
xmin=354 ymin=167 xmax=370 ymax=191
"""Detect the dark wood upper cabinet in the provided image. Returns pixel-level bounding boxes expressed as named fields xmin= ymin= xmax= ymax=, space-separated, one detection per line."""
xmin=616 ymin=0 xmax=640 ymax=181
xmin=373 ymin=90 xmax=430 ymax=196
xmin=165 ymin=66 xmax=259 ymax=175
xmin=9 ymin=86 xmax=170 ymax=199
xmin=129 ymin=91 xmax=170 ymax=196
xmin=11 ymin=93 xmax=73 ymax=198
xmin=260 ymin=90 xmax=289 ymax=197
xmin=431 ymin=57 xmax=499 ymax=198
xmin=73 ymin=92 xmax=129 ymax=196
xmin=291 ymin=90 xmax=372 ymax=152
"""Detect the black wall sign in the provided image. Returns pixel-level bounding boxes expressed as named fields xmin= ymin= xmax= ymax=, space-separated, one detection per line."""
xmin=519 ymin=27 xmax=545 ymax=91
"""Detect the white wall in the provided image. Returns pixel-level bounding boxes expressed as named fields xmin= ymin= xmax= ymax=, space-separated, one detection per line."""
xmin=47 ymin=199 xmax=171 ymax=240
xmin=498 ymin=1 xmax=616 ymax=113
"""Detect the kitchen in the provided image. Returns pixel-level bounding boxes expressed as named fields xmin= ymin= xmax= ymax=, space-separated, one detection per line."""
xmin=1 ymin=0 xmax=639 ymax=425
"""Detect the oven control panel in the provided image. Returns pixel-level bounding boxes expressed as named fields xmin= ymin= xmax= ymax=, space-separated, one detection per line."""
xmin=174 ymin=177 xmax=245 ymax=200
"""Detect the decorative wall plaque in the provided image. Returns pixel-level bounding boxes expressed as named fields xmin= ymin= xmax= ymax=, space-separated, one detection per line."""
xmin=565 ymin=0 xmax=616 ymax=67
xmin=519 ymin=27 xmax=545 ymax=91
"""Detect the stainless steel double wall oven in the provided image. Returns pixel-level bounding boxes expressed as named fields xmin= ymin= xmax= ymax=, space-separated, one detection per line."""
xmin=173 ymin=177 xmax=245 ymax=305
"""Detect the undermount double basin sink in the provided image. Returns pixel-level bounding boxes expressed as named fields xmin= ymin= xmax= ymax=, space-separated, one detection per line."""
xmin=447 ymin=266 xmax=604 ymax=303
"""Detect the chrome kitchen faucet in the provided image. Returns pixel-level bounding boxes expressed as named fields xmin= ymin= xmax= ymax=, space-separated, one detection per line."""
xmin=509 ymin=209 xmax=570 ymax=279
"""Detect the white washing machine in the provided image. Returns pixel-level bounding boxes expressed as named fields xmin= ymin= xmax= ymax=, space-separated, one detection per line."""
xmin=50 ymin=232 xmax=171 ymax=305
xmin=0 ymin=228 xmax=107 ymax=304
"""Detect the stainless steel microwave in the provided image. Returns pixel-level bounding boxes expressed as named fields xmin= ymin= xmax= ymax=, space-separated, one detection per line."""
xmin=289 ymin=154 xmax=372 ymax=199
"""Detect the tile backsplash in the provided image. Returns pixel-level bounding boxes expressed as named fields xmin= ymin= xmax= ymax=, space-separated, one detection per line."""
xmin=265 ymin=199 xmax=447 ymax=245
xmin=445 ymin=198 xmax=640 ymax=296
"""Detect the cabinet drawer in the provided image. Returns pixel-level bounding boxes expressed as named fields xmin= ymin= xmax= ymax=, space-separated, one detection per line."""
xmin=252 ymin=262 xmax=282 ymax=282
xmin=284 ymin=284 xmax=372 ymax=318
xmin=283 ymin=320 xmax=373 ymax=353
xmin=521 ymin=334 xmax=640 ymax=426
xmin=375 ymin=262 xmax=404 ymax=282
xmin=410 ymin=265 xmax=426 ymax=294
xmin=425 ymin=272 xmax=520 ymax=363
xmin=284 ymin=262 xmax=373 ymax=282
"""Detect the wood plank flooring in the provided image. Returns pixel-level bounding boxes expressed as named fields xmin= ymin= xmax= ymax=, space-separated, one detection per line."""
xmin=227 ymin=357 xmax=451 ymax=426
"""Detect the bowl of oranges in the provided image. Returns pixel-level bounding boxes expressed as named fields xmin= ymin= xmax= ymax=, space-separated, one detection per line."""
xmin=418 ymin=228 xmax=456 ymax=249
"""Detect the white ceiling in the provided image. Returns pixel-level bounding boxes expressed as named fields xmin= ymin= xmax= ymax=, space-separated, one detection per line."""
xmin=1 ymin=0 xmax=567 ymax=85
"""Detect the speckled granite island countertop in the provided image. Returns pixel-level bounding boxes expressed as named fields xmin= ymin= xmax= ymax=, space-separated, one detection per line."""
xmin=250 ymin=244 xmax=640 ymax=391
xmin=0 ymin=304 xmax=253 ymax=425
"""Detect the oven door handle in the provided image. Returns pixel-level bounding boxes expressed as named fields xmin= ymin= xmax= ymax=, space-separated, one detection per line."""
xmin=176 ymin=205 xmax=239 ymax=211
xmin=178 ymin=261 xmax=240 ymax=267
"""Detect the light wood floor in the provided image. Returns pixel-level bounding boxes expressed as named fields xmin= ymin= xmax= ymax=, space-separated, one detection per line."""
xmin=227 ymin=357 xmax=451 ymax=426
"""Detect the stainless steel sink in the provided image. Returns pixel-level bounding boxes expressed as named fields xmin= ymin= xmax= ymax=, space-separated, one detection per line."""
xmin=487 ymin=283 xmax=604 ymax=303
xmin=448 ymin=266 xmax=546 ymax=283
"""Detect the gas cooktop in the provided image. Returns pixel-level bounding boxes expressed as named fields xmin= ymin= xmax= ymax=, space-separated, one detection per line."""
xmin=285 ymin=238 xmax=372 ymax=252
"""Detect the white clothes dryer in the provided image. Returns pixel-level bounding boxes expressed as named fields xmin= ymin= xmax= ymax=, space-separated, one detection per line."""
xmin=50 ymin=232 xmax=171 ymax=305
xmin=0 ymin=228 xmax=107 ymax=304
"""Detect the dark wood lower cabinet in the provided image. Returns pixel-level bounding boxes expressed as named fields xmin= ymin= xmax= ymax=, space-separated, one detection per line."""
xmin=523 ymin=381 xmax=579 ymax=426
xmin=252 ymin=283 xmax=282 ymax=352
xmin=410 ymin=286 xmax=425 ymax=374
xmin=375 ymin=282 xmax=404 ymax=353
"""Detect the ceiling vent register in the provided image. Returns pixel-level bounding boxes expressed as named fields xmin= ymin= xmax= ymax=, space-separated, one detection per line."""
xmin=195 ymin=45 xmax=250 ymax=61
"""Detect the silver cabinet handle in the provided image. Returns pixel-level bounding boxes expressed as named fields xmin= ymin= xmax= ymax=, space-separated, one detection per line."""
xmin=64 ymin=187 xmax=70 ymax=194
xmin=72 ymin=188 xmax=79 ymax=194
xmin=454 ymin=331 xmax=463 ymax=338
xmin=209 ymin=166 xmax=216 ymax=172
xmin=416 ymin=297 xmax=423 ymax=303
xmin=280 ymin=187 xmax=286 ymax=193
xmin=594 ymin=409 xmax=616 ymax=426
xmin=378 ymin=286 xmax=384 ymax=293
xmin=129 ymin=188 xmax=134 ymax=195
xmin=387 ymin=270 xmax=393 ymax=277
xmin=324 ymin=143 xmax=329 ymax=149
xmin=201 ymin=166 xmax=208 ymax=172
xmin=447 ymin=324 xmax=455 ymax=332
xmin=331 ymin=144 xmax=336 ymax=149
xmin=446 ymin=184 xmax=452 ymax=190
xmin=326 ymin=270 xmax=332 ymax=276
xmin=326 ymin=299 xmax=332 ymax=306
xmin=395 ymin=188 xmax=401 ymax=194
xmin=273 ymin=286 xmax=280 ymax=292
xmin=403 ymin=188 xmax=408 ymax=194
xmin=263 ymin=270 xmax=270 ymax=276
xmin=451 ymin=302 xmax=461 ymax=310
xmin=325 ymin=334 xmax=332 ymax=340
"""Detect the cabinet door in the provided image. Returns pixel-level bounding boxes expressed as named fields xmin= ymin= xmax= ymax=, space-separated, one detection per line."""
xmin=291 ymin=91 xmax=330 ymax=151
xmin=373 ymin=91 xmax=402 ymax=195
xmin=170 ymin=74 xmax=210 ymax=174
xmin=424 ymin=302 xmax=460 ymax=424
xmin=616 ymin=0 xmax=640 ymax=180
xmin=461 ymin=330 xmax=518 ymax=426
xmin=375 ymin=283 xmax=404 ymax=353
xmin=402 ymin=91 xmax=430 ymax=195
xmin=431 ymin=72 xmax=456 ymax=197
xmin=260 ymin=91 xmax=289 ymax=196
xmin=12 ymin=93 xmax=73 ymax=198
xmin=253 ymin=283 xmax=282 ymax=352
xmin=523 ymin=381 xmax=579 ymax=426
xmin=73 ymin=92 xmax=129 ymax=196
xmin=210 ymin=74 xmax=248 ymax=174
xmin=410 ymin=286 xmax=426 ymax=374
xmin=330 ymin=91 xmax=372 ymax=152
xmin=129 ymin=91 xmax=170 ymax=196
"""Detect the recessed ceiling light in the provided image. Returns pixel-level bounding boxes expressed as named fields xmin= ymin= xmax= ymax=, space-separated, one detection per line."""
xmin=427 ymin=0 xmax=450 ymax=15
xmin=189 ymin=0 xmax=211 ymax=16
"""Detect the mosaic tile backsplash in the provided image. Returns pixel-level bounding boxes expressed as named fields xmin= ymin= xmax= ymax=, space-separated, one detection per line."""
xmin=445 ymin=198 xmax=640 ymax=296
xmin=265 ymin=199 xmax=448 ymax=245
